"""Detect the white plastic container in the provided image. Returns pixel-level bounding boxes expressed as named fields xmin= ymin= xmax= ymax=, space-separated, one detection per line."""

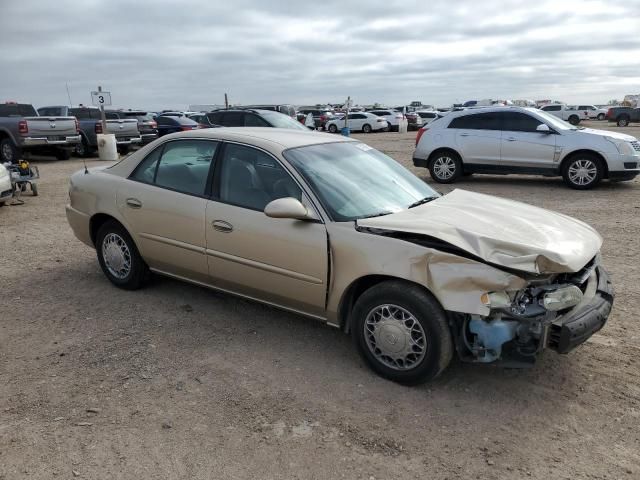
xmin=97 ymin=134 xmax=118 ymax=161
xmin=397 ymin=118 xmax=408 ymax=133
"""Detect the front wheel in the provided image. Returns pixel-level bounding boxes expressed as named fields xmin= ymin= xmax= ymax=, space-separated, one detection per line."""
xmin=562 ymin=154 xmax=604 ymax=189
xmin=428 ymin=151 xmax=462 ymax=183
xmin=351 ymin=281 xmax=453 ymax=385
xmin=362 ymin=124 xmax=372 ymax=133
xmin=96 ymin=220 xmax=150 ymax=290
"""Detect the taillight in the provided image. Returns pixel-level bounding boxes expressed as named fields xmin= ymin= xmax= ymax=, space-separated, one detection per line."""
xmin=75 ymin=118 xmax=80 ymax=133
xmin=320 ymin=114 xmax=327 ymax=122
xmin=181 ymin=126 xmax=197 ymax=131
xmin=150 ymin=121 xmax=157 ymax=128
xmin=18 ymin=120 xmax=28 ymax=134
xmin=416 ymin=127 xmax=428 ymax=146
xmin=95 ymin=122 xmax=103 ymax=134
xmin=606 ymin=108 xmax=613 ymax=119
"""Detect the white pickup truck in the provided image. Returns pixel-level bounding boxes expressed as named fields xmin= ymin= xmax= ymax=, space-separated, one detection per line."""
xmin=539 ymin=104 xmax=587 ymax=125
xmin=0 ymin=102 xmax=81 ymax=163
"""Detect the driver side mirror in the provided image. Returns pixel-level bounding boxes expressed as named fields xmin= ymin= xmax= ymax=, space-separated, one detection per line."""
xmin=536 ymin=123 xmax=552 ymax=133
xmin=264 ymin=197 xmax=315 ymax=221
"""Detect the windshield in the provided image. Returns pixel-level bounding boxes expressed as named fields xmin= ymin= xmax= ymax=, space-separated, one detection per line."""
xmin=284 ymin=142 xmax=438 ymax=221
xmin=530 ymin=109 xmax=577 ymax=130
xmin=261 ymin=111 xmax=308 ymax=130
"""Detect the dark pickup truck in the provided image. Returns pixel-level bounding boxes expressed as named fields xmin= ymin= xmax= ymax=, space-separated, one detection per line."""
xmin=0 ymin=102 xmax=80 ymax=162
xmin=606 ymin=106 xmax=640 ymax=127
xmin=38 ymin=106 xmax=141 ymax=156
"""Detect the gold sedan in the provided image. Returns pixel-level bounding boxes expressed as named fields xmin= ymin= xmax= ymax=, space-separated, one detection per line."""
xmin=66 ymin=128 xmax=612 ymax=384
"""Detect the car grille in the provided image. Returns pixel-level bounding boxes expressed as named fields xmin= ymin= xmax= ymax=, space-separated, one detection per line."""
xmin=630 ymin=141 xmax=640 ymax=152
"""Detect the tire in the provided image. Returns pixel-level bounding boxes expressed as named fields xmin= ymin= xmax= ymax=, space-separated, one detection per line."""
xmin=351 ymin=281 xmax=453 ymax=385
xmin=328 ymin=124 xmax=338 ymax=134
xmin=0 ymin=138 xmax=21 ymax=163
xmin=118 ymin=146 xmax=130 ymax=155
xmin=362 ymin=124 xmax=372 ymax=133
xmin=55 ymin=149 xmax=71 ymax=160
xmin=96 ymin=220 xmax=150 ymax=290
xmin=568 ymin=115 xmax=580 ymax=126
xmin=74 ymin=137 xmax=89 ymax=157
xmin=30 ymin=183 xmax=38 ymax=196
xmin=428 ymin=150 xmax=462 ymax=184
xmin=562 ymin=154 xmax=604 ymax=190
xmin=617 ymin=116 xmax=629 ymax=127
xmin=597 ymin=113 xmax=605 ymax=121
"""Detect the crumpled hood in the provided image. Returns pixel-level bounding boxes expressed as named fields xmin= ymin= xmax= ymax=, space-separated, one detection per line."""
xmin=357 ymin=189 xmax=602 ymax=274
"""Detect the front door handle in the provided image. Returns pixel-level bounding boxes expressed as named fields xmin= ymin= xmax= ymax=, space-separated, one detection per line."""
xmin=505 ymin=137 xmax=517 ymax=142
xmin=212 ymin=220 xmax=233 ymax=233
xmin=459 ymin=133 xmax=470 ymax=137
xmin=126 ymin=198 xmax=142 ymax=209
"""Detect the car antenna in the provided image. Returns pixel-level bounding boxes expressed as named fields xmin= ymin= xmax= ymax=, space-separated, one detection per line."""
xmin=83 ymin=156 xmax=88 ymax=174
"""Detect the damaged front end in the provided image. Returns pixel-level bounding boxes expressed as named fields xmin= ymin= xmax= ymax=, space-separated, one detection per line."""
xmin=451 ymin=256 xmax=614 ymax=366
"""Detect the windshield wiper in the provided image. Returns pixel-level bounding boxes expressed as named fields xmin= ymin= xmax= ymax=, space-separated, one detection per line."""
xmin=408 ymin=196 xmax=439 ymax=209
xmin=359 ymin=211 xmax=395 ymax=219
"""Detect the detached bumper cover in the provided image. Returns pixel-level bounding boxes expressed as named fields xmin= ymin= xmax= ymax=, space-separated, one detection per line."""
xmin=548 ymin=266 xmax=613 ymax=354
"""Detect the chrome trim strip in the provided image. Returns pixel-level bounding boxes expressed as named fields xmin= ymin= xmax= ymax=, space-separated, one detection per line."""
xmin=205 ymin=248 xmax=323 ymax=285
xmin=149 ymin=268 xmax=327 ymax=321
xmin=139 ymin=232 xmax=205 ymax=254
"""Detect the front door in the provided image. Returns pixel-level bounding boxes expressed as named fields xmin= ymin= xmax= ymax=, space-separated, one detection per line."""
xmin=117 ymin=139 xmax=218 ymax=282
xmin=499 ymin=111 xmax=557 ymax=169
xmin=205 ymin=142 xmax=328 ymax=317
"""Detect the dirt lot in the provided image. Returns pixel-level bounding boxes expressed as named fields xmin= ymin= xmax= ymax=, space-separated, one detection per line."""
xmin=1 ymin=120 xmax=639 ymax=479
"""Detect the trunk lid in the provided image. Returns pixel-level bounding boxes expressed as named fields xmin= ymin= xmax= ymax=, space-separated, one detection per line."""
xmin=105 ymin=119 xmax=140 ymax=137
xmin=25 ymin=116 xmax=77 ymax=136
xmin=357 ymin=189 xmax=602 ymax=274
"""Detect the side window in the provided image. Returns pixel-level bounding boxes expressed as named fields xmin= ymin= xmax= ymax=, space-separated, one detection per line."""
xmin=207 ymin=112 xmax=222 ymax=125
xmin=501 ymin=112 xmax=543 ymax=132
xmin=155 ymin=140 xmax=218 ymax=196
xmin=220 ymin=112 xmax=244 ymax=127
xmin=543 ymin=105 xmax=561 ymax=111
xmin=244 ymin=114 xmax=269 ymax=127
xmin=448 ymin=113 xmax=501 ymax=130
xmin=218 ymin=144 xmax=301 ymax=211
xmin=105 ymin=112 xmax=119 ymax=120
xmin=130 ymin=146 xmax=163 ymax=184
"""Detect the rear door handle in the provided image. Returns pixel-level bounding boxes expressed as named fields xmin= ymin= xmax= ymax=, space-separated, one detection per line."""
xmin=126 ymin=198 xmax=142 ymax=209
xmin=459 ymin=133 xmax=470 ymax=137
xmin=505 ymin=137 xmax=517 ymax=142
xmin=212 ymin=220 xmax=233 ymax=233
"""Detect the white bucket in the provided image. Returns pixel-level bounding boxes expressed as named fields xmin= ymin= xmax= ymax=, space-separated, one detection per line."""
xmin=397 ymin=118 xmax=409 ymax=133
xmin=97 ymin=134 xmax=118 ymax=161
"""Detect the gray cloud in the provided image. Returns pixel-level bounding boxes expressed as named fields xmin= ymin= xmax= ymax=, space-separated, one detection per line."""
xmin=0 ymin=0 xmax=638 ymax=110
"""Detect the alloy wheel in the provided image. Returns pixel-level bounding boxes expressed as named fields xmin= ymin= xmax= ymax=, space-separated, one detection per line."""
xmin=364 ymin=304 xmax=427 ymax=370
xmin=568 ymin=159 xmax=597 ymax=186
xmin=433 ymin=156 xmax=456 ymax=180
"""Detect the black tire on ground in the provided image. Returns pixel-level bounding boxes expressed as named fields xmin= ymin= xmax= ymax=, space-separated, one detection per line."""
xmin=428 ymin=150 xmax=463 ymax=184
xmin=74 ymin=137 xmax=90 ymax=157
xmin=362 ymin=124 xmax=372 ymax=133
xmin=31 ymin=183 xmax=38 ymax=196
xmin=0 ymin=138 xmax=21 ymax=163
xmin=96 ymin=220 xmax=150 ymax=290
xmin=328 ymin=124 xmax=338 ymax=133
xmin=617 ymin=116 xmax=630 ymax=127
xmin=351 ymin=280 xmax=453 ymax=385
xmin=561 ymin=153 xmax=604 ymax=190
xmin=568 ymin=115 xmax=580 ymax=126
xmin=597 ymin=113 xmax=605 ymax=121
xmin=55 ymin=149 xmax=71 ymax=160
xmin=117 ymin=146 xmax=130 ymax=155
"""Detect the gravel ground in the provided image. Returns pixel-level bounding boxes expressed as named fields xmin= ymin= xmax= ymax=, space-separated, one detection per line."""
xmin=1 ymin=120 xmax=639 ymax=479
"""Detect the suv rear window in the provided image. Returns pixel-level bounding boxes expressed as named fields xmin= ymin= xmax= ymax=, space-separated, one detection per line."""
xmin=448 ymin=112 xmax=502 ymax=130
xmin=0 ymin=103 xmax=37 ymax=117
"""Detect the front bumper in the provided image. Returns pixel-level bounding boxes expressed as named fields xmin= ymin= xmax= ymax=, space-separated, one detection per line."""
xmin=547 ymin=266 xmax=613 ymax=354
xmin=22 ymin=135 xmax=81 ymax=146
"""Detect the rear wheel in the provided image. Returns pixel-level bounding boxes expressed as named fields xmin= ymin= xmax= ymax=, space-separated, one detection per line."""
xmin=1 ymin=139 xmax=20 ymax=163
xmin=362 ymin=124 xmax=372 ymax=133
xmin=617 ymin=116 xmax=630 ymax=127
xmin=428 ymin=151 xmax=462 ymax=183
xmin=117 ymin=145 xmax=130 ymax=155
xmin=597 ymin=113 xmax=605 ymax=121
xmin=351 ymin=281 xmax=453 ymax=385
xmin=74 ymin=137 xmax=90 ymax=157
xmin=562 ymin=154 xmax=604 ymax=189
xmin=328 ymin=124 xmax=338 ymax=133
xmin=55 ymin=149 xmax=71 ymax=160
xmin=96 ymin=220 xmax=150 ymax=290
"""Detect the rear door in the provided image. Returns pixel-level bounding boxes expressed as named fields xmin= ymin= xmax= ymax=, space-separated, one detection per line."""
xmin=205 ymin=142 xmax=328 ymax=316
xmin=449 ymin=112 xmax=502 ymax=166
xmin=499 ymin=111 xmax=557 ymax=169
xmin=117 ymin=139 xmax=218 ymax=282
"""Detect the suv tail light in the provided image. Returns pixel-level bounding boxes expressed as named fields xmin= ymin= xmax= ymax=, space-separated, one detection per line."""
xmin=95 ymin=122 xmax=103 ymax=134
xmin=18 ymin=120 xmax=28 ymax=135
xmin=150 ymin=121 xmax=157 ymax=129
xmin=74 ymin=118 xmax=80 ymax=133
xmin=606 ymin=108 xmax=613 ymax=119
xmin=320 ymin=114 xmax=327 ymax=122
xmin=416 ymin=127 xmax=428 ymax=146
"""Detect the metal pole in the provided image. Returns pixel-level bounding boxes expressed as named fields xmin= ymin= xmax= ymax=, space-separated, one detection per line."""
xmin=98 ymin=85 xmax=107 ymax=131
xmin=66 ymin=82 xmax=73 ymax=106
xmin=224 ymin=93 xmax=229 ymax=110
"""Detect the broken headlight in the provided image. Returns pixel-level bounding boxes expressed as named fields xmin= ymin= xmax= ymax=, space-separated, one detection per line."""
xmin=541 ymin=285 xmax=583 ymax=311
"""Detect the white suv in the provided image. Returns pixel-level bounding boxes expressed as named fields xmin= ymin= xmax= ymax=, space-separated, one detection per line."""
xmin=413 ymin=107 xmax=640 ymax=189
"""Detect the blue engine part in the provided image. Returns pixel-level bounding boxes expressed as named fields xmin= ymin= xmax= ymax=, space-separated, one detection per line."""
xmin=469 ymin=317 xmax=519 ymax=363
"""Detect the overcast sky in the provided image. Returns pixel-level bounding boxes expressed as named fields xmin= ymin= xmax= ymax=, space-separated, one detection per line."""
xmin=1 ymin=0 xmax=638 ymax=110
